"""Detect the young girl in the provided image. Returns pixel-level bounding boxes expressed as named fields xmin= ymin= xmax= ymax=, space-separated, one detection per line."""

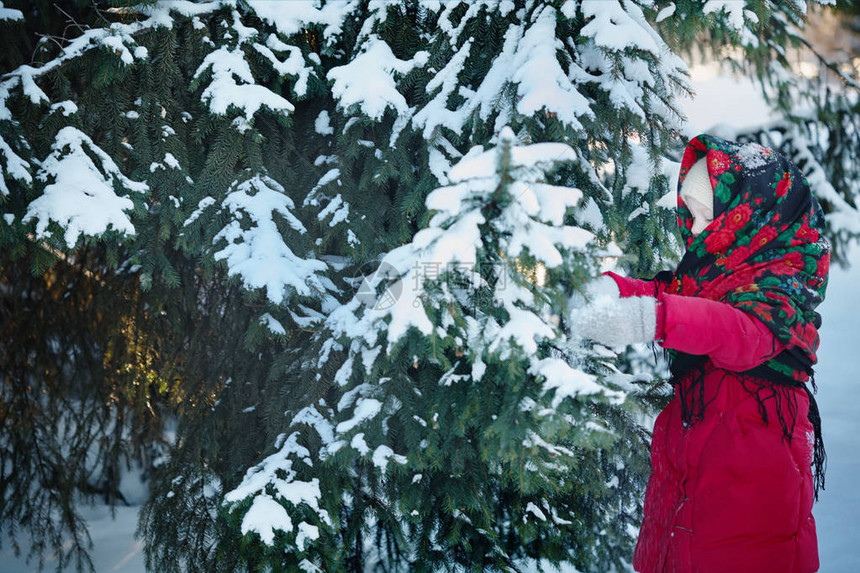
xmin=573 ymin=133 xmax=830 ymax=572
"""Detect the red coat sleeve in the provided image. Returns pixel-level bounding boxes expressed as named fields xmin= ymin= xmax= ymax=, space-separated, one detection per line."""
xmin=604 ymin=270 xmax=668 ymax=298
xmin=655 ymin=293 xmax=785 ymax=371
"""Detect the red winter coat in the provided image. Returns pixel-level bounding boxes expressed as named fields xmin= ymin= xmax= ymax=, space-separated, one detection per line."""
xmin=606 ymin=272 xmax=819 ymax=573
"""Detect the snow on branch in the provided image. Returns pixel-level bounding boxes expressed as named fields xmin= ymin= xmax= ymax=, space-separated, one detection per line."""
xmin=701 ymin=0 xmax=757 ymax=31
xmin=247 ymin=0 xmax=359 ymax=39
xmin=253 ymin=34 xmax=313 ymax=97
xmin=0 ymin=135 xmax=32 ymax=197
xmin=0 ymin=2 xmax=212 ymax=114
xmin=512 ymin=5 xmax=593 ymax=129
xmin=24 ymin=127 xmax=147 ymax=247
xmin=412 ymin=38 xmax=473 ymax=139
xmin=223 ymin=406 xmax=334 ymax=549
xmin=576 ymin=0 xmax=690 ymax=128
xmin=212 ymin=173 xmax=333 ymax=305
xmin=415 ymin=0 xmax=690 ymax=175
xmin=0 ymin=3 xmax=305 ymax=131
xmin=580 ymin=0 xmax=661 ymax=55
xmin=0 ymin=1 xmax=22 ymax=21
xmin=223 ymin=430 xmax=327 ymax=547
xmin=195 ymin=45 xmax=295 ymax=122
xmin=329 ymin=35 xmax=429 ymax=121
xmin=322 ymin=128 xmax=609 ymax=454
xmin=415 ymin=4 xmax=595 ymax=138
xmin=191 ymin=9 xmax=299 ymax=125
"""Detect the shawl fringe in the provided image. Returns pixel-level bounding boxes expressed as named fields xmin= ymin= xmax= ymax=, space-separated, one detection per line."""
xmin=668 ymin=352 xmax=826 ymax=501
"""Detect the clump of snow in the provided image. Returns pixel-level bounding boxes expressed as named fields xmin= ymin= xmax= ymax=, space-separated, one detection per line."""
xmin=212 ymin=174 xmax=332 ymax=305
xmin=295 ymin=522 xmax=319 ymax=552
xmin=254 ymin=35 xmax=312 ymax=97
xmin=736 ymin=141 xmax=773 ymax=171
xmin=656 ymin=2 xmax=677 ymax=23
xmin=530 ymin=357 xmax=622 ymax=408
xmin=0 ymin=1 xmax=23 ymax=21
xmin=372 ymin=445 xmax=407 ymax=473
xmin=335 ymin=398 xmax=382 ymax=434
xmin=241 ymin=494 xmax=292 ymax=545
xmin=314 ymin=110 xmax=334 ymax=136
xmin=24 ymin=127 xmax=146 ymax=247
xmin=303 ymin=168 xmax=341 ymax=208
xmin=328 ymin=36 xmax=429 ymax=120
xmin=247 ymin=0 xmax=358 ymax=38
xmin=290 ymin=406 xmax=335 ymax=446
xmin=150 ymin=152 xmax=182 ymax=173
xmin=101 ymin=34 xmax=137 ymax=65
xmin=260 ymin=313 xmax=286 ymax=335
xmin=316 ymin=193 xmax=349 ymax=227
xmin=49 ymin=100 xmax=78 ymax=116
xmin=350 ymin=433 xmax=370 ymax=455
xmin=525 ymin=501 xmax=547 ymax=522
xmin=183 ymin=196 xmax=215 ymax=227
xmin=195 ymin=46 xmax=295 ymax=121
xmin=580 ymin=0 xmax=660 ymax=55
xmin=658 ymin=158 xmax=683 ymax=209
xmin=511 ymin=6 xmax=593 ymax=129
xmin=575 ymin=196 xmax=606 ymax=231
xmin=622 ymin=144 xmax=653 ymax=197
xmin=0 ymin=137 xmax=32 ymax=197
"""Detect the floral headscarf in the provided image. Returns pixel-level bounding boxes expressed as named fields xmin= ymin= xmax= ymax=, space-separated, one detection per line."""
xmin=661 ymin=133 xmax=831 ymax=496
xmin=668 ymin=133 xmax=830 ymax=380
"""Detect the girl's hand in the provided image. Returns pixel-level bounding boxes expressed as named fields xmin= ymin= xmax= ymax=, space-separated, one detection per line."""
xmin=570 ymin=295 xmax=657 ymax=347
xmin=567 ymin=275 xmax=621 ymax=311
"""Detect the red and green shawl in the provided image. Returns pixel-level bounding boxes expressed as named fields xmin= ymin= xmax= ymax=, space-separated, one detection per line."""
xmin=657 ymin=133 xmax=831 ymax=495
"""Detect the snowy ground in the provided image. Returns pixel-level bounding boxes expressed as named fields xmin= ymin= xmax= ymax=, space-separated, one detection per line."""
xmin=2 ymin=70 xmax=859 ymax=572
xmin=0 ymin=505 xmax=145 ymax=573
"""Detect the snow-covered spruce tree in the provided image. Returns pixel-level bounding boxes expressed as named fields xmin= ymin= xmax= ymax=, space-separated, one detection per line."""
xmin=0 ymin=2 xmax=317 ymax=570
xmin=0 ymin=0 xmax=852 ymax=571
xmin=0 ymin=3 xmax=175 ymax=571
xmin=210 ymin=1 xmax=692 ymax=570
xmin=224 ymin=129 xmax=652 ymax=572
xmin=0 ymin=1 xmax=690 ymax=569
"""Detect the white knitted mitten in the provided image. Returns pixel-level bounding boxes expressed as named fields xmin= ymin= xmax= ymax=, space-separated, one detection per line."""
xmin=571 ymin=295 xmax=657 ymax=347
xmin=567 ymin=275 xmax=621 ymax=311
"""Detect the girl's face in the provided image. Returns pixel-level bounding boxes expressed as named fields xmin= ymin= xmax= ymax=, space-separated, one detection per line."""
xmin=684 ymin=195 xmax=714 ymax=237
